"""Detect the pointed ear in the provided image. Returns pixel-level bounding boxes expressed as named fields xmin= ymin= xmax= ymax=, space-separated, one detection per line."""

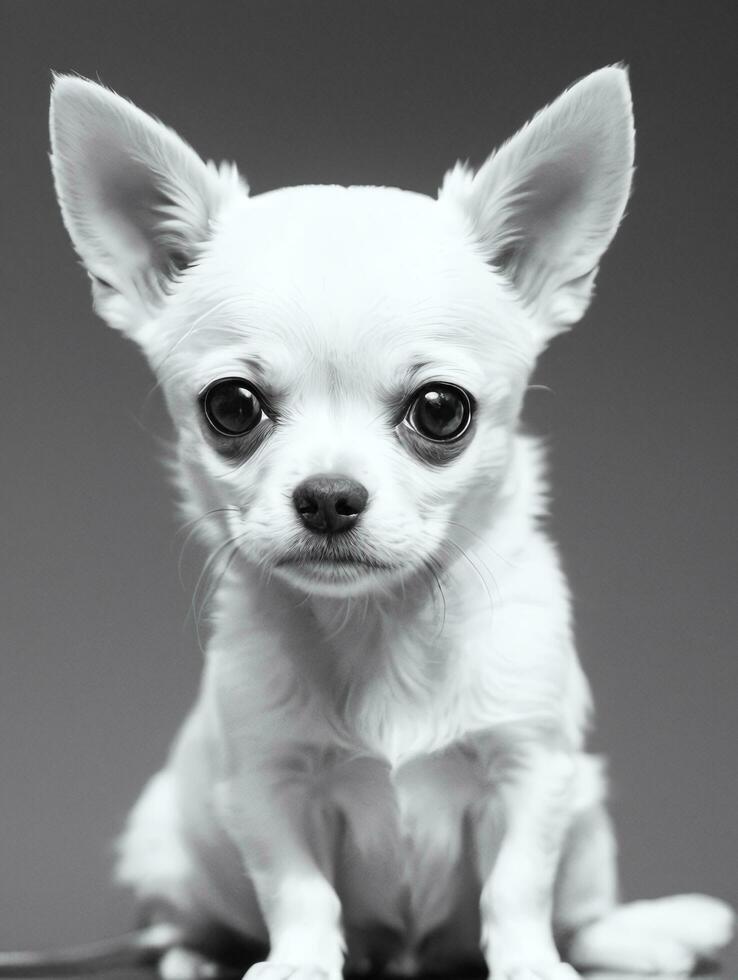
xmin=441 ymin=66 xmax=634 ymax=337
xmin=49 ymin=75 xmax=245 ymax=338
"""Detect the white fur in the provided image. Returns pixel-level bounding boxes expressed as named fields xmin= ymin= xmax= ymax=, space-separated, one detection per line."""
xmin=50 ymin=68 xmax=733 ymax=980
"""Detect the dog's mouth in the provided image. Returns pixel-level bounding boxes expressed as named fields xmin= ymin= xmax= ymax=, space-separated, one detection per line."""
xmin=274 ymin=543 xmax=399 ymax=581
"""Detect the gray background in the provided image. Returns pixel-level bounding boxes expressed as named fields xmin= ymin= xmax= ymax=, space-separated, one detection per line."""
xmin=0 ymin=0 xmax=735 ymax=967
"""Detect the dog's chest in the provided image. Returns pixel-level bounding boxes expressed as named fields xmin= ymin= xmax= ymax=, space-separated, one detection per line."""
xmin=317 ymin=737 xmax=488 ymax=950
xmin=314 ymin=605 xmax=496 ymax=766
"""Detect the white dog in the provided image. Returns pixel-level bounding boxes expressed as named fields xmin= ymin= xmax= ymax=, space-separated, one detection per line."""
xmin=39 ymin=67 xmax=733 ymax=980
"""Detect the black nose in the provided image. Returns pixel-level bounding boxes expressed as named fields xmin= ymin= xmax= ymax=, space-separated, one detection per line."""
xmin=292 ymin=474 xmax=369 ymax=534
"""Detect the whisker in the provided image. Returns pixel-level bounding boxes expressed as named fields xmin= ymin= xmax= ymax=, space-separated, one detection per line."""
xmin=292 ymin=589 xmax=313 ymax=611
xmin=422 ymin=553 xmax=447 ymax=640
xmin=176 ymin=507 xmax=241 ymax=589
xmin=155 ymin=298 xmax=240 ymax=371
xmin=139 ymin=362 xmax=192 ymax=423
xmin=174 ymin=506 xmax=241 ymax=542
xmin=443 ymin=537 xmax=496 ymax=620
xmin=194 ymin=535 xmax=248 ymax=641
xmin=187 ymin=531 xmax=247 ymax=653
xmin=139 ymin=318 xmax=258 ymax=421
xmin=323 ymin=595 xmax=355 ymax=643
xmin=445 ymin=519 xmax=515 ymax=570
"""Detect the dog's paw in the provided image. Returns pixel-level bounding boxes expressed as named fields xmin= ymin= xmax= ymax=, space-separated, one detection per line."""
xmin=487 ymin=923 xmax=581 ymax=980
xmin=493 ymin=960 xmax=581 ymax=980
xmin=506 ymin=965 xmax=580 ymax=980
xmin=243 ymin=963 xmax=332 ymax=980
xmin=159 ymin=947 xmax=226 ymax=980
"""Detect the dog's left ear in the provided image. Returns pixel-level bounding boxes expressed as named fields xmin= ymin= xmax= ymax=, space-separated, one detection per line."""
xmin=49 ymin=75 xmax=244 ymax=340
xmin=441 ymin=66 xmax=634 ymax=338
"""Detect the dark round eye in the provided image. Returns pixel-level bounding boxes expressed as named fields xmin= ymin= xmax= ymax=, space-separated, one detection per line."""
xmin=406 ymin=384 xmax=472 ymax=442
xmin=201 ymin=378 xmax=264 ymax=436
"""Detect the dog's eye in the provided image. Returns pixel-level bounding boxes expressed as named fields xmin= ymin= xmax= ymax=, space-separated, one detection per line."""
xmin=201 ymin=378 xmax=264 ymax=437
xmin=405 ymin=384 xmax=472 ymax=442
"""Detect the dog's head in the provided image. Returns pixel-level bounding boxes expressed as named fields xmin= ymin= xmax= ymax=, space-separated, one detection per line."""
xmin=50 ymin=69 xmax=633 ymax=597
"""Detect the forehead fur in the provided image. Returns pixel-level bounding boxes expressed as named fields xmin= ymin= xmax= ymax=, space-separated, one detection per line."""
xmin=152 ymin=184 xmax=537 ymax=391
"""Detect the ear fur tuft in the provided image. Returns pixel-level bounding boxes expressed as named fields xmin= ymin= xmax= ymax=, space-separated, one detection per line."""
xmin=49 ymin=74 xmax=246 ymax=336
xmin=440 ymin=65 xmax=635 ymax=336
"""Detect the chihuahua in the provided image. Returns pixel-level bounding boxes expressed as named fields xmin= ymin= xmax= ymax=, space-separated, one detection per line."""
xmin=12 ymin=67 xmax=731 ymax=980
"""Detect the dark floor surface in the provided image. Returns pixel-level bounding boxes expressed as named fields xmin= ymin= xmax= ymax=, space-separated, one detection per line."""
xmin=21 ymin=956 xmax=736 ymax=980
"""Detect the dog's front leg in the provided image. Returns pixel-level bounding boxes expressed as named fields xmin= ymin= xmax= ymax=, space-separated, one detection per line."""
xmin=216 ymin=772 xmax=345 ymax=980
xmin=477 ymin=746 xmax=578 ymax=980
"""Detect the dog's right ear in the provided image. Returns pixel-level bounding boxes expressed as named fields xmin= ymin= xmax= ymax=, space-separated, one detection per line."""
xmin=50 ymin=75 xmax=244 ymax=341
